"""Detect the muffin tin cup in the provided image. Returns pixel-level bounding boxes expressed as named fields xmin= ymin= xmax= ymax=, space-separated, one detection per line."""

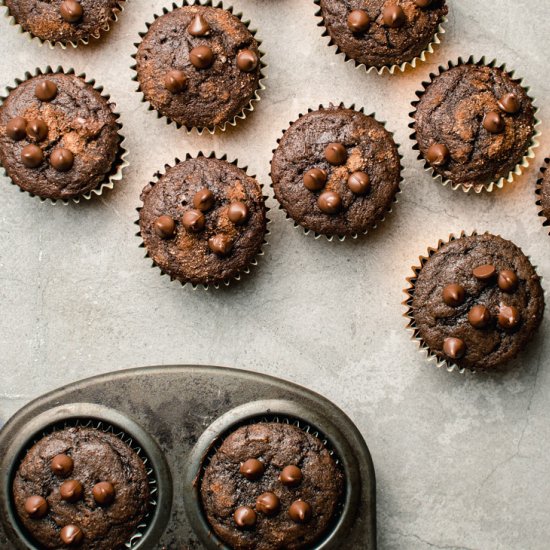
xmin=184 ymin=399 xmax=361 ymax=550
xmin=135 ymin=151 xmax=271 ymax=290
xmin=0 ymin=0 xmax=125 ymax=49
xmin=0 ymin=402 xmax=172 ymax=550
xmin=312 ymin=1 xmax=447 ymax=75
xmin=0 ymin=66 xmax=129 ymax=205
xmin=130 ymin=0 xmax=267 ymax=135
xmin=535 ymin=157 xmax=550 ymax=233
xmin=409 ymin=55 xmax=541 ymax=194
xmin=269 ymin=102 xmax=403 ymax=242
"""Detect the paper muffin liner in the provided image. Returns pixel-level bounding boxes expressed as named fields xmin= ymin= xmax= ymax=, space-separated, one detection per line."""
xmin=9 ymin=417 xmax=158 ymax=549
xmin=535 ymin=157 xmax=550 ymax=234
xmin=196 ymin=413 xmax=346 ymax=548
xmin=130 ymin=0 xmax=267 ymax=135
xmin=269 ymin=102 xmax=403 ymax=242
xmin=403 ymin=230 xmax=545 ymax=374
xmin=0 ymin=66 xmax=129 ymax=205
xmin=135 ymin=151 xmax=271 ymax=290
xmin=409 ymin=56 xmax=541 ymax=194
xmin=313 ymin=1 xmax=447 ymax=75
xmin=0 ymin=0 xmax=125 ymax=49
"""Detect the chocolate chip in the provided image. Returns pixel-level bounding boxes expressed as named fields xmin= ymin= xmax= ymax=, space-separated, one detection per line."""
xmin=35 ymin=80 xmax=58 ymax=102
xmin=498 ymin=93 xmax=520 ymax=114
xmin=303 ymin=168 xmax=327 ymax=191
xmin=26 ymin=118 xmax=48 ymax=141
xmin=153 ymin=215 xmax=176 ymax=239
xmin=60 ymin=525 xmax=84 ymax=546
xmin=240 ymin=458 xmax=264 ymax=480
xmin=234 ymin=506 xmax=256 ymax=529
xmin=182 ymin=209 xmax=205 ymax=232
xmin=92 ymin=482 xmax=115 ymax=506
xmin=347 ymin=9 xmax=370 ymax=33
xmin=442 ymin=283 xmax=465 ymax=307
xmin=228 ymin=201 xmax=249 ymax=225
xmin=279 ymin=465 xmax=303 ymax=487
xmin=497 ymin=270 xmax=519 ymax=293
xmin=317 ymin=191 xmax=342 ymax=214
xmin=60 ymin=479 xmax=83 ymax=503
xmin=50 ymin=148 xmax=74 ymax=172
xmin=190 ymin=46 xmax=214 ymax=69
xmin=473 ymin=264 xmax=496 ymax=280
xmin=347 ymin=171 xmax=370 ymax=195
xmin=6 ymin=116 xmax=27 ymax=141
xmin=382 ymin=5 xmax=406 ymax=28
xmin=288 ymin=500 xmax=312 ymax=524
xmin=51 ymin=454 xmax=74 ymax=477
xmin=443 ymin=337 xmax=466 ymax=359
xmin=21 ymin=144 xmax=43 ymax=168
xmin=188 ymin=13 xmax=210 ymax=36
xmin=164 ymin=70 xmax=187 ymax=93
xmin=498 ymin=305 xmax=521 ymax=330
xmin=414 ymin=0 xmax=433 ymax=6
xmin=468 ymin=305 xmax=491 ymax=329
xmin=193 ymin=188 xmax=215 ymax=212
xmin=24 ymin=495 xmax=48 ymax=519
xmin=60 ymin=0 xmax=83 ymax=23
xmin=426 ymin=143 xmax=450 ymax=167
xmin=208 ymin=234 xmax=233 ymax=256
xmin=482 ymin=111 xmax=505 ymax=134
xmin=237 ymin=50 xmax=259 ymax=73
xmin=324 ymin=142 xmax=347 ymax=165
xmin=256 ymin=492 xmax=280 ymax=516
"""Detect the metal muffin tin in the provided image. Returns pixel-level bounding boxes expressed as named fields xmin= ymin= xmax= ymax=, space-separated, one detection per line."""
xmin=0 ymin=366 xmax=376 ymax=549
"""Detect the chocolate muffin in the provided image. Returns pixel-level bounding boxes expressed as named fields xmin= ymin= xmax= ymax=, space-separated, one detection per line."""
xmin=12 ymin=426 xmax=150 ymax=549
xmin=4 ymin=0 xmax=125 ymax=45
xmin=412 ymin=62 xmax=537 ymax=191
xmin=134 ymin=4 xmax=263 ymax=131
xmin=139 ymin=155 xmax=267 ymax=287
xmin=408 ymin=233 xmax=545 ymax=371
xmin=536 ymin=158 xmax=550 ymax=231
xmin=271 ymin=105 xmax=401 ymax=238
xmin=316 ymin=0 xmax=447 ymax=70
xmin=0 ymin=71 xmax=122 ymax=202
xmin=200 ymin=422 xmax=344 ymax=550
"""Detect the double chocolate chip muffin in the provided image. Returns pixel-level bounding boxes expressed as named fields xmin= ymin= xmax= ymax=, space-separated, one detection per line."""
xmin=201 ymin=422 xmax=344 ymax=550
xmin=271 ymin=105 xmax=401 ymax=238
xmin=134 ymin=4 xmax=263 ymax=131
xmin=0 ymin=71 xmax=122 ymax=201
xmin=413 ymin=61 xmax=537 ymax=191
xmin=12 ymin=426 xmax=150 ymax=549
xmin=536 ymin=158 xmax=550 ymax=232
xmin=4 ymin=0 xmax=125 ymax=45
xmin=317 ymin=0 xmax=448 ymax=70
xmin=139 ymin=155 xmax=268 ymax=287
xmin=408 ymin=233 xmax=545 ymax=371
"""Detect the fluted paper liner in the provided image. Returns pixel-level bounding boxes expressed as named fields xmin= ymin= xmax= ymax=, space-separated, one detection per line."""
xmin=131 ymin=0 xmax=267 ymax=135
xmin=409 ymin=56 xmax=541 ymax=193
xmin=0 ymin=66 xmax=128 ymax=205
xmin=535 ymin=157 xmax=550 ymax=234
xmin=269 ymin=102 xmax=403 ymax=242
xmin=135 ymin=151 xmax=270 ymax=290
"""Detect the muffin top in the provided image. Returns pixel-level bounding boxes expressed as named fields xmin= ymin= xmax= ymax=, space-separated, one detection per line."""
xmin=0 ymin=73 xmax=120 ymax=201
xmin=139 ymin=156 xmax=267 ymax=286
xmin=411 ymin=234 xmax=545 ymax=371
xmin=271 ymin=105 xmax=401 ymax=237
xmin=12 ymin=426 xmax=150 ymax=549
xmin=413 ymin=64 xmax=536 ymax=191
xmin=538 ymin=161 xmax=550 ymax=228
xmin=135 ymin=5 xmax=262 ymax=130
xmin=5 ymin=0 xmax=124 ymax=44
xmin=201 ymin=422 xmax=344 ymax=550
xmin=318 ymin=0 xmax=447 ymax=69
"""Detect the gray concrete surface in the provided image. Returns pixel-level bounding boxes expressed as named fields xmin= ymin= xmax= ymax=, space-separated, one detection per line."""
xmin=0 ymin=1 xmax=549 ymax=549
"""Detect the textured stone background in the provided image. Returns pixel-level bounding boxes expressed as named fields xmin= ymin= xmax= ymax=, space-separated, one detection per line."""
xmin=0 ymin=1 xmax=549 ymax=549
